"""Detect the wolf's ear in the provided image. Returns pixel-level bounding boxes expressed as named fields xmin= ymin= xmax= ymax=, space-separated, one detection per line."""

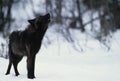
xmin=28 ymin=19 xmax=35 ymax=25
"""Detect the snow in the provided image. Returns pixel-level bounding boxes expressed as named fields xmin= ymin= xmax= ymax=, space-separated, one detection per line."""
xmin=0 ymin=31 xmax=120 ymax=81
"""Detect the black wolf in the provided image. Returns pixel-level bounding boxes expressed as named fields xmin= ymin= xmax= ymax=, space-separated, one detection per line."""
xmin=5 ymin=13 xmax=50 ymax=79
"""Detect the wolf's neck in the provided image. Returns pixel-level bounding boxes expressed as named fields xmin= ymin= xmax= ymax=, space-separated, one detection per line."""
xmin=24 ymin=25 xmax=47 ymax=41
xmin=36 ymin=28 xmax=47 ymax=41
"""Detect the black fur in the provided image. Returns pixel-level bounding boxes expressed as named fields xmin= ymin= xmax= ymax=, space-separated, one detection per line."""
xmin=5 ymin=13 xmax=50 ymax=79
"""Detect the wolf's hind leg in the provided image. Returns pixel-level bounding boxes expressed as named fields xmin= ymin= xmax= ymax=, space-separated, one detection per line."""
xmin=5 ymin=48 xmax=13 ymax=75
xmin=5 ymin=59 xmax=12 ymax=75
xmin=13 ymin=55 xmax=23 ymax=76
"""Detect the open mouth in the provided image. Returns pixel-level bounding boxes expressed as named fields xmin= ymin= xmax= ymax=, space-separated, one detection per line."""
xmin=45 ymin=13 xmax=50 ymax=22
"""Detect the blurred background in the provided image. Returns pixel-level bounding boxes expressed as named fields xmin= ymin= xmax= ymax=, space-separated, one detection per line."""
xmin=0 ymin=0 xmax=120 ymax=58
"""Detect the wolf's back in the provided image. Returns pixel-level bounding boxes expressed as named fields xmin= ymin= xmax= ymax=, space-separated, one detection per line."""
xmin=9 ymin=31 xmax=22 ymax=43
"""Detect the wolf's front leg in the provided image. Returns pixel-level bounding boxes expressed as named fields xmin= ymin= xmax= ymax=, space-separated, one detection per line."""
xmin=27 ymin=55 xmax=36 ymax=79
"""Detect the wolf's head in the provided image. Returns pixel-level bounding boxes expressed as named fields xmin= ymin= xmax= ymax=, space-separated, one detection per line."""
xmin=28 ymin=13 xmax=50 ymax=31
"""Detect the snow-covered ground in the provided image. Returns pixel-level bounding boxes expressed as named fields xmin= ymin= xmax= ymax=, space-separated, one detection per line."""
xmin=0 ymin=31 xmax=120 ymax=81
